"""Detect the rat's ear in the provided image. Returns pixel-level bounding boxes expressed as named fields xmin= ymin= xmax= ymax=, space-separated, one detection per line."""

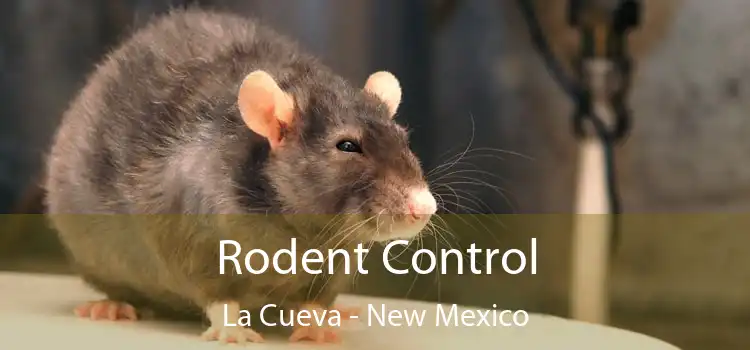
xmin=237 ymin=70 xmax=295 ymax=148
xmin=364 ymin=71 xmax=401 ymax=118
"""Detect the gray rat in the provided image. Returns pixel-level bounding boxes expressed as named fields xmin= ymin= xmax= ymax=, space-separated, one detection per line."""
xmin=43 ymin=8 xmax=437 ymax=344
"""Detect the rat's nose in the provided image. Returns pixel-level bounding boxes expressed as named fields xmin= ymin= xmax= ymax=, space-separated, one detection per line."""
xmin=407 ymin=187 xmax=437 ymax=222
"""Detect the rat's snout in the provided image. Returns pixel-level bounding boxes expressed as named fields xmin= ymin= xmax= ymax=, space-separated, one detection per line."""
xmin=365 ymin=185 xmax=437 ymax=242
xmin=406 ymin=187 xmax=437 ymax=222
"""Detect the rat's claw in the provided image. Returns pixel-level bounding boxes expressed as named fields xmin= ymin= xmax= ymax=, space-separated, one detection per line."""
xmin=287 ymin=303 xmax=357 ymax=344
xmin=74 ymin=300 xmax=137 ymax=321
xmin=201 ymin=326 xmax=264 ymax=344
xmin=289 ymin=325 xmax=340 ymax=344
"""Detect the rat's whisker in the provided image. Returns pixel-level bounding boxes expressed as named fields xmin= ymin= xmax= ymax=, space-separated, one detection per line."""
xmin=428 ymin=220 xmax=458 ymax=252
xmin=351 ymin=209 xmax=386 ymax=288
xmin=305 ymin=209 xmax=372 ymax=301
xmin=433 ymin=182 xmax=462 ymax=213
xmin=311 ymin=198 xmax=373 ymax=249
xmin=426 ymin=116 xmax=476 ymax=179
xmin=425 ymin=219 xmax=475 ymax=267
xmin=386 ymin=233 xmax=416 ymax=264
xmin=431 ymin=167 xmax=513 ymax=186
xmin=304 ymin=213 xmax=349 ymax=299
xmin=432 ymin=187 xmax=490 ymax=214
xmin=403 ymin=235 xmax=423 ymax=299
xmin=427 ymin=139 xmax=533 ymax=180
xmin=438 ymin=178 xmax=517 ymax=214
xmin=306 ymin=215 xmax=375 ymax=301
xmin=427 ymin=150 xmax=518 ymax=180
xmin=352 ymin=239 xmax=376 ymax=289
xmin=310 ymin=216 xmax=374 ymax=302
xmin=435 ymin=202 xmax=504 ymax=248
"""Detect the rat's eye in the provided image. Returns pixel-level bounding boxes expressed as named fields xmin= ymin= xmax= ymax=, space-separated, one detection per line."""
xmin=336 ymin=140 xmax=362 ymax=153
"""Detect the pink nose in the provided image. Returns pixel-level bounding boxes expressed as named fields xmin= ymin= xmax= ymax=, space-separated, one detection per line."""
xmin=407 ymin=188 xmax=437 ymax=221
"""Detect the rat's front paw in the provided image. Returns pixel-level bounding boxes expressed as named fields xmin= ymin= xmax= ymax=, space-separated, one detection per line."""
xmin=289 ymin=325 xmax=341 ymax=344
xmin=74 ymin=299 xmax=137 ymax=321
xmin=288 ymin=303 xmax=358 ymax=344
xmin=201 ymin=325 xmax=264 ymax=344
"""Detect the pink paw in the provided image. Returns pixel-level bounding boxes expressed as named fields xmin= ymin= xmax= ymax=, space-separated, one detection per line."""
xmin=288 ymin=304 xmax=359 ymax=344
xmin=201 ymin=325 xmax=264 ymax=344
xmin=289 ymin=325 xmax=341 ymax=344
xmin=74 ymin=300 xmax=137 ymax=321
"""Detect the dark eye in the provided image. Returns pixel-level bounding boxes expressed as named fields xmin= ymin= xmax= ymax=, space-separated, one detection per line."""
xmin=336 ymin=140 xmax=362 ymax=153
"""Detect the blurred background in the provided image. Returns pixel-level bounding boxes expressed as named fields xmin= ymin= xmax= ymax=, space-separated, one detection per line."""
xmin=1 ymin=0 xmax=748 ymax=349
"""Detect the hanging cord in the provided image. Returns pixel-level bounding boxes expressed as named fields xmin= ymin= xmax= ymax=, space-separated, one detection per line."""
xmin=515 ymin=0 xmax=641 ymax=254
xmin=429 ymin=0 xmax=638 ymax=253
xmin=515 ymin=0 xmax=582 ymax=99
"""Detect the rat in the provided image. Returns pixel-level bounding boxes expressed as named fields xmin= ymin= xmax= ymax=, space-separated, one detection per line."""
xmin=43 ymin=8 xmax=438 ymax=345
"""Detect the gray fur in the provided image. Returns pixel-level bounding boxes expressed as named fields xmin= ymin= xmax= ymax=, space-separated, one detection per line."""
xmin=43 ymin=8 xmax=429 ymax=327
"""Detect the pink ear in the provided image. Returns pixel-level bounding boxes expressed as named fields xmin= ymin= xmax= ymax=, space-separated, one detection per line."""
xmin=364 ymin=71 xmax=402 ymax=118
xmin=237 ymin=70 xmax=295 ymax=148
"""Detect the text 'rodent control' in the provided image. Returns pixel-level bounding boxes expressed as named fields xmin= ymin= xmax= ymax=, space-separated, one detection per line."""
xmin=219 ymin=238 xmax=537 ymax=276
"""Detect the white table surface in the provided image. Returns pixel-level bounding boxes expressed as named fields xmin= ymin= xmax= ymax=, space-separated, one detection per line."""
xmin=0 ymin=272 xmax=680 ymax=350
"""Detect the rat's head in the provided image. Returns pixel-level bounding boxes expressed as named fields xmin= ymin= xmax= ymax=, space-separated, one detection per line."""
xmin=237 ymin=69 xmax=437 ymax=243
